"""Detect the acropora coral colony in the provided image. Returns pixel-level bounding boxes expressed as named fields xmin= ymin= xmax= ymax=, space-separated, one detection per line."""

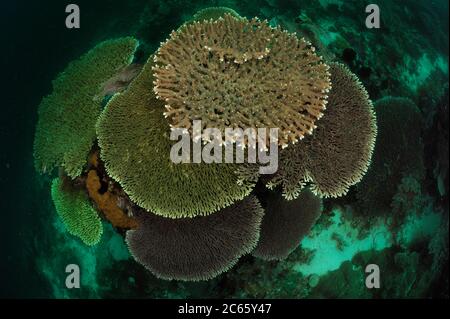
xmin=34 ymin=7 xmax=381 ymax=281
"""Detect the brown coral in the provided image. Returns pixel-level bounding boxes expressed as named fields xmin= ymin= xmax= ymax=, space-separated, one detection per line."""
xmin=126 ymin=195 xmax=264 ymax=281
xmin=86 ymin=169 xmax=138 ymax=229
xmin=265 ymin=63 xmax=377 ymax=199
xmin=88 ymin=150 xmax=100 ymax=169
xmin=301 ymin=63 xmax=377 ymax=197
xmin=252 ymin=189 xmax=322 ymax=260
xmin=153 ymin=14 xmax=331 ymax=148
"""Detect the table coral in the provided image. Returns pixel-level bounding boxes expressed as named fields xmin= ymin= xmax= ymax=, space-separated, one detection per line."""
xmin=51 ymin=177 xmax=103 ymax=246
xmin=253 ymin=189 xmax=322 ymax=260
xmin=96 ymin=56 xmax=254 ymax=218
xmin=153 ymin=14 xmax=331 ymax=148
xmin=125 ymin=195 xmax=264 ymax=281
xmin=265 ymin=63 xmax=377 ymax=199
xmin=34 ymin=37 xmax=139 ymax=178
xmin=189 ymin=6 xmax=242 ymax=23
xmin=356 ymin=96 xmax=424 ymax=215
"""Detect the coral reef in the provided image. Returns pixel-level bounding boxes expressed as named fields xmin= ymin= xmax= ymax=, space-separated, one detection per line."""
xmin=97 ymin=56 xmax=254 ymax=218
xmin=304 ymin=63 xmax=377 ymax=197
xmin=86 ymin=170 xmax=138 ymax=230
xmin=391 ymin=175 xmax=426 ymax=217
xmin=37 ymin=217 xmax=132 ymax=298
xmin=40 ymin=198 xmax=443 ymax=299
xmin=125 ymin=196 xmax=264 ymax=281
xmin=253 ymin=189 xmax=322 ymax=260
xmin=153 ymin=14 xmax=331 ymax=147
xmin=50 ymin=177 xmax=103 ymax=246
xmin=266 ymin=63 xmax=377 ymax=199
xmin=356 ymin=97 xmax=424 ymax=215
xmin=423 ymin=86 xmax=449 ymax=203
xmin=23 ymin=1 xmax=447 ymax=298
xmin=189 ymin=6 xmax=242 ymax=23
xmin=34 ymin=37 xmax=139 ymax=178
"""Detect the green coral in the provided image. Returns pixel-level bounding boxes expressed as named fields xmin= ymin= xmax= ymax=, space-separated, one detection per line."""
xmin=34 ymin=37 xmax=139 ymax=178
xmin=51 ymin=178 xmax=103 ymax=246
xmin=96 ymin=58 xmax=254 ymax=219
xmin=189 ymin=6 xmax=242 ymax=22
